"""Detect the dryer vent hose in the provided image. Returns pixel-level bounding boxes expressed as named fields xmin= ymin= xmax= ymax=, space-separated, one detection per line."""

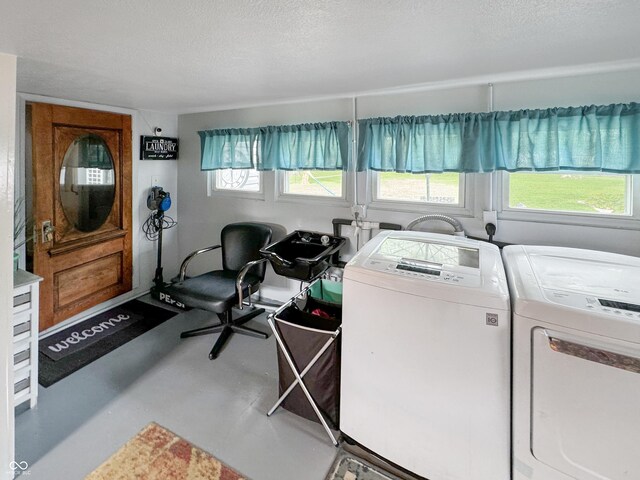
xmin=405 ymin=214 xmax=465 ymax=236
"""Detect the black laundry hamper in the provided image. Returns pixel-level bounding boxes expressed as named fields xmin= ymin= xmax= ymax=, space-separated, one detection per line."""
xmin=269 ymin=279 xmax=343 ymax=438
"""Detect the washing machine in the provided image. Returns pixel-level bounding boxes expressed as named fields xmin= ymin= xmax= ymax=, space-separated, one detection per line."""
xmin=340 ymin=231 xmax=511 ymax=480
xmin=503 ymin=245 xmax=640 ymax=480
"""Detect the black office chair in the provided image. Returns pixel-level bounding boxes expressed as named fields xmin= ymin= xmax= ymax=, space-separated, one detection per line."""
xmin=166 ymin=222 xmax=273 ymax=360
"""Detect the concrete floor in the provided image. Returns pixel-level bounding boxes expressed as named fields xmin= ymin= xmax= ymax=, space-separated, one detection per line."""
xmin=15 ymin=298 xmax=338 ymax=479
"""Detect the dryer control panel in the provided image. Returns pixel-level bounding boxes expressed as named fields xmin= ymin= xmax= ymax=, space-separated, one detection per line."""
xmin=543 ymin=288 xmax=640 ymax=320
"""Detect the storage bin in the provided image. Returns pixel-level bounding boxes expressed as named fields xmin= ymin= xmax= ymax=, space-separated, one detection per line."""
xmin=308 ymin=278 xmax=343 ymax=304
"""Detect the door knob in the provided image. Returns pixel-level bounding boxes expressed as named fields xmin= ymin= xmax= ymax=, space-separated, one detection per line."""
xmin=41 ymin=220 xmax=55 ymax=243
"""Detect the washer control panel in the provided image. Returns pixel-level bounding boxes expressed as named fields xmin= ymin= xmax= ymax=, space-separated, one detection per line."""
xmin=364 ymin=258 xmax=480 ymax=287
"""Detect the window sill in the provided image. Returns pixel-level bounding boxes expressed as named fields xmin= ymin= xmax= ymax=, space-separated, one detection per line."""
xmin=208 ymin=189 xmax=265 ymax=201
xmin=499 ymin=208 xmax=640 ymax=230
xmin=368 ymin=199 xmax=474 ymax=217
xmin=275 ymin=192 xmax=350 ymax=208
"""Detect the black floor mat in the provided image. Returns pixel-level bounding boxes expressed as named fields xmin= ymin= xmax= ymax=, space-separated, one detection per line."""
xmin=38 ymin=299 xmax=178 ymax=387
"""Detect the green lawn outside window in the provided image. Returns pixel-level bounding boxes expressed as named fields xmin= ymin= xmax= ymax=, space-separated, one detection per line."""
xmin=509 ymin=173 xmax=627 ymax=215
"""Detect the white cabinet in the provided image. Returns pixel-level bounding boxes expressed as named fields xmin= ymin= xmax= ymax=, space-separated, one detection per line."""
xmin=13 ymin=270 xmax=42 ymax=409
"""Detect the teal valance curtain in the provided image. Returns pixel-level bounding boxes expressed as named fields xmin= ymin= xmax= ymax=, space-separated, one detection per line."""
xmin=256 ymin=122 xmax=351 ymax=171
xmin=199 ymin=121 xmax=351 ymax=171
xmin=199 ymin=128 xmax=255 ymax=170
xmin=358 ymin=103 xmax=640 ymax=174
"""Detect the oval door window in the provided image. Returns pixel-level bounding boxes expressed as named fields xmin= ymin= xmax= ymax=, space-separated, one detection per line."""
xmin=59 ymin=134 xmax=116 ymax=232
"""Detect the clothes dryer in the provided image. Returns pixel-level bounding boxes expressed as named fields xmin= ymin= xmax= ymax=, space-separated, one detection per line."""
xmin=340 ymin=231 xmax=511 ymax=480
xmin=503 ymin=245 xmax=640 ymax=480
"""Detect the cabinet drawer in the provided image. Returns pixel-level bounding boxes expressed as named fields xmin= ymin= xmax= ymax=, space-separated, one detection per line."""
xmin=13 ymin=311 xmax=32 ymax=343
xmin=13 ymin=318 xmax=31 ymax=339
xmin=14 ymin=376 xmax=30 ymax=395
xmin=13 ymin=309 xmax=31 ymax=328
xmin=13 ymin=342 xmax=31 ymax=370
xmin=14 ymin=366 xmax=30 ymax=396
xmin=13 ymin=291 xmax=31 ymax=308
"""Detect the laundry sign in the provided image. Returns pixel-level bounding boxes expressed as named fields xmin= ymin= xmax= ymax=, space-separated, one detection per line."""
xmin=140 ymin=136 xmax=179 ymax=160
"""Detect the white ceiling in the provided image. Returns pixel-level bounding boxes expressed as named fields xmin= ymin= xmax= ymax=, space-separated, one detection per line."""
xmin=2 ymin=0 xmax=640 ymax=113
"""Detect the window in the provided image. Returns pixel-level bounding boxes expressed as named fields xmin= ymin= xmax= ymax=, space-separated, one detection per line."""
xmin=505 ymin=172 xmax=631 ymax=216
xmin=210 ymin=167 xmax=262 ymax=196
xmin=373 ymin=172 xmax=463 ymax=206
xmin=85 ymin=168 xmax=113 ymax=185
xmin=280 ymin=170 xmax=344 ymax=198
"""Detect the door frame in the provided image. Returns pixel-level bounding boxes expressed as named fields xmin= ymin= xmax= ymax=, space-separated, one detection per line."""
xmin=16 ymin=93 xmax=143 ymax=337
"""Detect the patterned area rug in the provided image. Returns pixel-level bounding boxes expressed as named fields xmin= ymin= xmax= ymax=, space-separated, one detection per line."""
xmin=86 ymin=423 xmax=247 ymax=480
xmin=325 ymin=449 xmax=402 ymax=480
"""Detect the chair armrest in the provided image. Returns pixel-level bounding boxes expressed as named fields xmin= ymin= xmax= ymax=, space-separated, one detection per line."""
xmin=236 ymin=258 xmax=269 ymax=309
xmin=178 ymin=245 xmax=221 ymax=281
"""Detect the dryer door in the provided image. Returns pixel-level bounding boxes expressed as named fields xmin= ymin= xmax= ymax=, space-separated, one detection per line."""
xmin=531 ymin=327 xmax=640 ymax=479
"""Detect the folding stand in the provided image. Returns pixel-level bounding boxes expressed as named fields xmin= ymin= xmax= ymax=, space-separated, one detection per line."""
xmin=266 ymin=284 xmax=342 ymax=446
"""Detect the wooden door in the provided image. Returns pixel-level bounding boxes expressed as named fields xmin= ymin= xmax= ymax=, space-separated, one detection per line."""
xmin=29 ymin=103 xmax=132 ymax=331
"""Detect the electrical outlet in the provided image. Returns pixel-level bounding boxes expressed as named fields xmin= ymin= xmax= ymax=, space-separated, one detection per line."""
xmin=483 ymin=210 xmax=497 ymax=229
xmin=351 ymin=204 xmax=367 ymax=218
xmin=151 ymin=175 xmax=160 ymax=187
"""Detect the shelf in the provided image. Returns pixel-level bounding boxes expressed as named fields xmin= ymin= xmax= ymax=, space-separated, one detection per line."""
xmin=12 ymin=273 xmax=40 ymax=410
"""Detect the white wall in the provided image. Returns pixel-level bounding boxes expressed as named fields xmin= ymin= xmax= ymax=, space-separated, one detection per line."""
xmin=0 ymin=52 xmax=17 ymax=480
xmin=178 ymin=68 xmax=640 ymax=301
xmin=133 ymin=111 xmax=180 ymax=292
xmin=16 ymin=95 xmax=179 ymax=334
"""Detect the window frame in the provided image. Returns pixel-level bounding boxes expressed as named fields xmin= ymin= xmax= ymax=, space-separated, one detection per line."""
xmin=498 ymin=171 xmax=640 ymax=229
xmin=275 ymin=169 xmax=351 ymax=206
xmin=368 ymin=170 xmax=474 ymax=216
xmin=207 ymin=167 xmax=265 ymax=200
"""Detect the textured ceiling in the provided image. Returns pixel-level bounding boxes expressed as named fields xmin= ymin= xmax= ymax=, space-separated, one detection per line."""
xmin=1 ymin=0 xmax=640 ymax=113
